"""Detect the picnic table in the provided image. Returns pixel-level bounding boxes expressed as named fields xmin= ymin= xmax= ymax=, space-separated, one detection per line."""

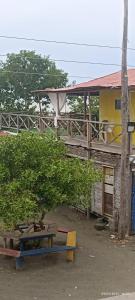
xmin=0 ymin=227 xmax=77 ymax=269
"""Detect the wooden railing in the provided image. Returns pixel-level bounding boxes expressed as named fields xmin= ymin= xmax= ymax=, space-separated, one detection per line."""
xmin=0 ymin=113 xmax=55 ymax=133
xmin=57 ymin=117 xmax=122 ymax=146
xmin=0 ymin=113 xmax=122 ymax=148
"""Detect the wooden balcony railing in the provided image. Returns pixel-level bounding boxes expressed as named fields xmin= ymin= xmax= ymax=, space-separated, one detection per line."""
xmin=0 ymin=113 xmax=122 ymax=148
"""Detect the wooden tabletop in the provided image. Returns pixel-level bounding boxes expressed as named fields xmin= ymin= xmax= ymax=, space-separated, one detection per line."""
xmin=20 ymin=231 xmax=56 ymax=241
xmin=1 ymin=231 xmax=56 ymax=241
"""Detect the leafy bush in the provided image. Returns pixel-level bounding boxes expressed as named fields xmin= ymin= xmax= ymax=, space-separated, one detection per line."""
xmin=0 ymin=132 xmax=102 ymax=230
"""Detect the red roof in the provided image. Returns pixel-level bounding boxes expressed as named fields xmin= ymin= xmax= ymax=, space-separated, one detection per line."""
xmin=32 ymin=69 xmax=135 ymax=94
xmin=73 ymin=69 xmax=135 ymax=89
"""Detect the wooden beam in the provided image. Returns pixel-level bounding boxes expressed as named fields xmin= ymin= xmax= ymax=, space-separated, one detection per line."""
xmin=0 ymin=248 xmax=20 ymax=258
xmin=55 ymin=93 xmax=60 ymax=138
xmin=84 ymin=93 xmax=87 ymax=120
xmin=87 ymin=93 xmax=92 ymax=158
xmin=83 ymin=93 xmax=87 ymax=137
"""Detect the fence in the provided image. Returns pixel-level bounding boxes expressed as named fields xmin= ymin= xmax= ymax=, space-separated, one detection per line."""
xmin=0 ymin=113 xmax=122 ymax=148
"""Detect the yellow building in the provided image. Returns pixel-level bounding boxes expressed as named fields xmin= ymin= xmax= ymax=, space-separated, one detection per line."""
xmin=35 ymin=69 xmax=135 ymax=146
xmin=100 ymin=88 xmax=135 ymax=145
xmin=34 ymin=69 xmax=135 ymax=234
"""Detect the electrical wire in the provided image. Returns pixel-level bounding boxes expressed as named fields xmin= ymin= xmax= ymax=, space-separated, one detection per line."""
xmin=0 ymin=34 xmax=135 ymax=51
xmin=0 ymin=70 xmax=95 ymax=79
xmin=0 ymin=53 xmax=134 ymax=68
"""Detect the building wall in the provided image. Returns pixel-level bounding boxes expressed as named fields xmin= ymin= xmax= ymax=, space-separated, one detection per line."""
xmin=67 ymin=145 xmax=121 ymax=227
xmin=91 ymin=149 xmax=121 ymax=225
xmin=99 ymin=89 xmax=135 ymax=144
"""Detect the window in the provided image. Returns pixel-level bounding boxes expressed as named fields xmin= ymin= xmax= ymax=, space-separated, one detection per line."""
xmin=115 ymin=99 xmax=121 ymax=110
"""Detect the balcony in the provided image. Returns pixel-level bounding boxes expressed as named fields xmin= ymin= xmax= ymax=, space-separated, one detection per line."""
xmin=0 ymin=113 xmax=124 ymax=154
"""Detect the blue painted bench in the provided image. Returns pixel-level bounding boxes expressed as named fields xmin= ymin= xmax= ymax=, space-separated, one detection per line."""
xmin=0 ymin=230 xmax=77 ymax=269
xmin=17 ymin=245 xmax=76 ymax=269
xmin=0 ymin=245 xmax=76 ymax=269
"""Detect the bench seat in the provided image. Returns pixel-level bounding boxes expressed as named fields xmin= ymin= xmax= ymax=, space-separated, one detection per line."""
xmin=20 ymin=245 xmax=76 ymax=257
xmin=0 ymin=247 xmax=20 ymax=257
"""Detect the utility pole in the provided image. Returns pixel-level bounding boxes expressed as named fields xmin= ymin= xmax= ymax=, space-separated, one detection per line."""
xmin=118 ymin=0 xmax=130 ymax=239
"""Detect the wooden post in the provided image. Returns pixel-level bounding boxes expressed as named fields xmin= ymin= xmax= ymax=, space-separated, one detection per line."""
xmin=66 ymin=231 xmax=76 ymax=262
xmin=70 ymin=121 xmax=73 ymax=137
xmin=0 ymin=113 xmax=2 ymax=130
xmin=67 ymin=119 xmax=70 ymax=136
xmin=118 ymin=0 xmax=130 ymax=239
xmin=87 ymin=93 xmax=92 ymax=159
xmin=17 ymin=114 xmax=19 ymax=133
xmin=38 ymin=96 xmax=42 ymax=133
xmin=84 ymin=94 xmax=87 ymax=120
xmin=84 ymin=93 xmax=87 ymax=136
xmin=55 ymin=93 xmax=60 ymax=138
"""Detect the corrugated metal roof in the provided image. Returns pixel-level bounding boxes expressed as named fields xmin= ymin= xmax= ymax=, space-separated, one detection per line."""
xmin=32 ymin=69 xmax=135 ymax=94
xmin=74 ymin=69 xmax=135 ymax=89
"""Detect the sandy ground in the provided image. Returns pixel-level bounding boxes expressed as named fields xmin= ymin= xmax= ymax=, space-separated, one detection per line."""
xmin=1 ymin=207 xmax=135 ymax=300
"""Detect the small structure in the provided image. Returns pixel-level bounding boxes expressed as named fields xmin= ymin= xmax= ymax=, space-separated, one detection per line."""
xmin=32 ymin=69 xmax=135 ymax=233
xmin=1 ymin=69 xmax=135 ymax=233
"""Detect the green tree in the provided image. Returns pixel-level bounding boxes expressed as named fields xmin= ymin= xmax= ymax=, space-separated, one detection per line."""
xmin=68 ymin=96 xmax=99 ymax=120
xmin=0 ymin=132 xmax=102 ymax=230
xmin=0 ymin=51 xmax=68 ymax=112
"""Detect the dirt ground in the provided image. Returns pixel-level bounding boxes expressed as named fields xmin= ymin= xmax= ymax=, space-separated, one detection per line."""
xmin=1 ymin=207 xmax=135 ymax=300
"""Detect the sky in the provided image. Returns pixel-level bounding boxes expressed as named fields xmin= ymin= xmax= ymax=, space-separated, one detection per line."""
xmin=0 ymin=0 xmax=135 ymax=84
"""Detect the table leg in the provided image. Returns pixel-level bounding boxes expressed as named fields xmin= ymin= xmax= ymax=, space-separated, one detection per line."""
xmin=66 ymin=231 xmax=76 ymax=262
xmin=48 ymin=237 xmax=53 ymax=247
xmin=3 ymin=237 xmax=7 ymax=248
xmin=10 ymin=238 xmax=14 ymax=249
xmin=16 ymin=257 xmax=25 ymax=270
xmin=20 ymin=241 xmax=25 ymax=251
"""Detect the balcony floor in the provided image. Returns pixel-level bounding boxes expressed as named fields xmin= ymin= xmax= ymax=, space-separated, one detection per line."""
xmin=61 ymin=136 xmax=125 ymax=155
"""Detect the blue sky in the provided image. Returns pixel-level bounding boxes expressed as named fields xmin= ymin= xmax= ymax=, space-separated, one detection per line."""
xmin=0 ymin=0 xmax=135 ymax=83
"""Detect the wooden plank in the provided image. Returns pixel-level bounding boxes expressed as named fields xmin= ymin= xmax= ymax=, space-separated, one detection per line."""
xmin=0 ymin=247 xmax=20 ymax=257
xmin=66 ymin=231 xmax=77 ymax=262
xmin=20 ymin=246 xmax=76 ymax=257
xmin=57 ymin=227 xmax=73 ymax=234
xmin=104 ymin=193 xmax=113 ymax=216
xmin=20 ymin=231 xmax=56 ymax=242
xmin=104 ymin=184 xmax=114 ymax=194
xmin=105 ymin=175 xmax=114 ymax=185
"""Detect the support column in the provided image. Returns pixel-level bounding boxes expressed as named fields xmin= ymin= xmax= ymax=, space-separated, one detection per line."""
xmin=0 ymin=113 xmax=2 ymax=130
xmin=17 ymin=114 xmax=19 ymax=134
xmin=38 ymin=95 xmax=43 ymax=133
xmin=87 ymin=93 xmax=92 ymax=159
xmin=84 ymin=93 xmax=87 ymax=137
xmin=54 ymin=93 xmax=60 ymax=138
xmin=84 ymin=93 xmax=87 ymax=120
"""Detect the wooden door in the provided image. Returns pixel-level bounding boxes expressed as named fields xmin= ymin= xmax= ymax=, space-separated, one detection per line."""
xmin=103 ymin=167 xmax=114 ymax=216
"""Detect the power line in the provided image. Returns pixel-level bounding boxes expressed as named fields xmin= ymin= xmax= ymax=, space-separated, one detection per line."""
xmin=0 ymin=53 xmax=134 ymax=68
xmin=0 ymin=70 xmax=95 ymax=79
xmin=52 ymin=59 xmax=135 ymax=68
xmin=0 ymin=34 xmax=135 ymax=51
